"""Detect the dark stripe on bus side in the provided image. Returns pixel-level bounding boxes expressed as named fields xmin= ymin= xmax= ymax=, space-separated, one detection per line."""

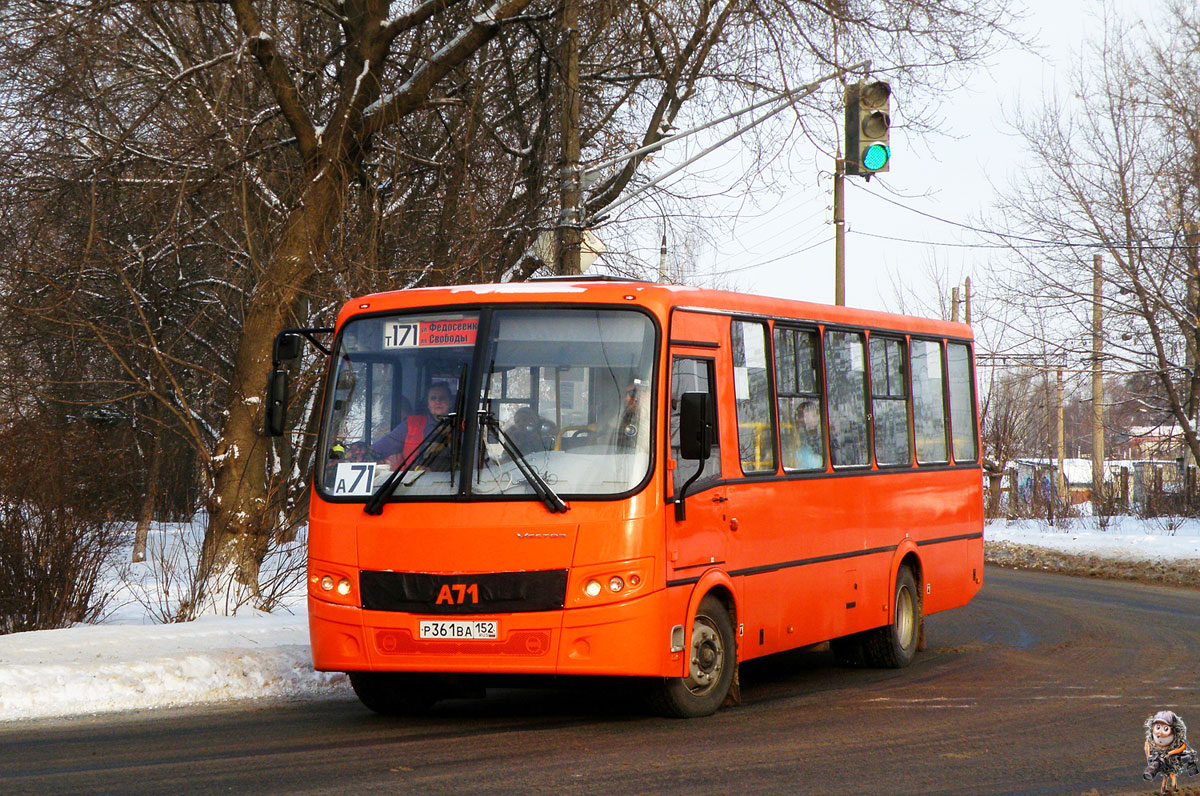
xmin=665 ymin=532 xmax=982 ymax=587
xmin=917 ymin=532 xmax=984 ymax=546
xmin=671 ymin=560 xmax=727 ymax=572
xmin=669 ymin=338 xmax=720 ymax=349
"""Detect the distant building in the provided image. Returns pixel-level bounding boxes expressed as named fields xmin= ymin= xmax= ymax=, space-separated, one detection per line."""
xmin=1115 ymin=423 xmax=1186 ymax=461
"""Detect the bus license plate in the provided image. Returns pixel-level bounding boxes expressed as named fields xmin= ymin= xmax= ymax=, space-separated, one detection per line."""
xmin=419 ymin=620 xmax=498 ymax=640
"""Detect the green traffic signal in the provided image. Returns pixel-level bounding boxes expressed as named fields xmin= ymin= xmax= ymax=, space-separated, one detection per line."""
xmin=844 ymin=80 xmax=891 ymax=177
xmin=862 ymin=143 xmax=890 ymax=171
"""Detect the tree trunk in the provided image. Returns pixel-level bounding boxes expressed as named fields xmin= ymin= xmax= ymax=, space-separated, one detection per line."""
xmin=200 ymin=170 xmax=343 ymax=593
xmin=132 ymin=423 xmax=163 ymax=563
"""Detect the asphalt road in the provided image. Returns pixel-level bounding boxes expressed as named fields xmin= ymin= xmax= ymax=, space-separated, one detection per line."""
xmin=2 ymin=566 xmax=1197 ymax=796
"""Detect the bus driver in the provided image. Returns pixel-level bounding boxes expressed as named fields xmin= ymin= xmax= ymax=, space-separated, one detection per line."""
xmin=372 ymin=382 xmax=455 ymax=468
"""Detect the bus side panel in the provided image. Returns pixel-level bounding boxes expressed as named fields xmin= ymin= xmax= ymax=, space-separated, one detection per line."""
xmin=726 ymin=467 xmax=983 ymax=660
xmin=916 ymin=468 xmax=985 ymax=615
xmin=729 ymin=476 xmax=877 ymax=659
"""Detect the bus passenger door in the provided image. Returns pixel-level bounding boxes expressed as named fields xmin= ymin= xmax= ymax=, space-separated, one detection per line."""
xmin=667 ymin=353 xmax=728 ymax=574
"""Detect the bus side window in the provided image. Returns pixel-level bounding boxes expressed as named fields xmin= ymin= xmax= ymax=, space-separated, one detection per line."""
xmin=869 ymin=336 xmax=912 ymax=466
xmin=824 ymin=330 xmax=869 ymax=467
xmin=774 ymin=326 xmax=826 ymax=471
xmin=947 ymin=342 xmax=978 ymax=462
xmin=670 ymin=357 xmax=721 ymax=493
xmin=911 ymin=339 xmax=948 ymax=463
xmin=731 ymin=320 xmax=777 ymax=473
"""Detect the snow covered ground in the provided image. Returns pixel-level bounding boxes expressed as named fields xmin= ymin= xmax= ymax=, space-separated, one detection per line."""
xmin=3 ymin=516 xmax=1199 ymax=724
xmin=987 ymin=514 xmax=1200 ymax=561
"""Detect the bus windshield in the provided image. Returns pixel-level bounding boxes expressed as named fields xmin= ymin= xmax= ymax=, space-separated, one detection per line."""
xmin=318 ymin=307 xmax=656 ymax=501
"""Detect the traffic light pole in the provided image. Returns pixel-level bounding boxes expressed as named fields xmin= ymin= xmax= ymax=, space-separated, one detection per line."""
xmin=834 ymin=157 xmax=845 ymax=306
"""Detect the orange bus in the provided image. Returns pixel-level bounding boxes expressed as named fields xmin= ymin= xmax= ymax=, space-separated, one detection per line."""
xmin=267 ymin=277 xmax=983 ymax=717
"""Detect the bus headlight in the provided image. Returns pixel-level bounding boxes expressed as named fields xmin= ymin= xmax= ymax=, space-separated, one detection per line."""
xmin=309 ymin=563 xmax=357 ymax=606
xmin=568 ymin=558 xmax=654 ymax=607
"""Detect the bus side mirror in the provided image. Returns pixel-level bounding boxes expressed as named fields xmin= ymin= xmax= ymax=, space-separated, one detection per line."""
xmin=273 ymin=332 xmax=302 ymax=363
xmin=265 ymin=368 xmax=289 ymax=437
xmin=678 ymin=392 xmax=713 ymax=461
xmin=675 ymin=392 xmax=713 ymax=522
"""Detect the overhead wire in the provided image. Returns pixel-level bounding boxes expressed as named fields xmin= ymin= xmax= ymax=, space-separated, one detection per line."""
xmin=849 ymin=182 xmax=1189 ymax=250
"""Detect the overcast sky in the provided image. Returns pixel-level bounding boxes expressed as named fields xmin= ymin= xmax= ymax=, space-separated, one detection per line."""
xmin=633 ymin=0 xmax=1157 ymax=316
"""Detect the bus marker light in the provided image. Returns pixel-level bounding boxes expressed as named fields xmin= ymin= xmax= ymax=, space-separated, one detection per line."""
xmin=584 ymin=580 xmax=602 ymax=597
xmin=320 ymin=575 xmax=334 ymax=591
xmin=608 ymin=576 xmax=624 ymax=593
xmin=629 ymin=574 xmax=641 ymax=587
xmin=336 ymin=578 xmax=352 ymax=596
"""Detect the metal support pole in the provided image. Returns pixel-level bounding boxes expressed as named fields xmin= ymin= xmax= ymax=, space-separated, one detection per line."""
xmin=834 ymin=157 xmax=845 ymax=306
xmin=1056 ymin=368 xmax=1066 ymax=505
xmin=1092 ymin=254 xmax=1105 ymax=510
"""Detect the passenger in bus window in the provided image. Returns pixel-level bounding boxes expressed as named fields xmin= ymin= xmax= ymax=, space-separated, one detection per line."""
xmin=372 ymin=382 xmax=454 ymax=467
xmin=795 ymin=400 xmax=824 ymax=469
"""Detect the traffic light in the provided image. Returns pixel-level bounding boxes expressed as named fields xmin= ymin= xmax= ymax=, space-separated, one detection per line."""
xmin=844 ymin=80 xmax=891 ymax=177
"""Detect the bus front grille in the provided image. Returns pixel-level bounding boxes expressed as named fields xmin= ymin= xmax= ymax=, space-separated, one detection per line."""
xmin=360 ymin=569 xmax=568 ymax=614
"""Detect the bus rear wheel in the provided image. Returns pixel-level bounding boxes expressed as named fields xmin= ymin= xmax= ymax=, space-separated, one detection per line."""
xmin=863 ymin=566 xmax=922 ymax=668
xmin=649 ymin=595 xmax=737 ymax=718
xmin=348 ymin=672 xmax=440 ymax=715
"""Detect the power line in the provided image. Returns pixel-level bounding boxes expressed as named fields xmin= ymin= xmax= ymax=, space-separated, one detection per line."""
xmin=851 ymin=182 xmax=1190 ymax=250
xmin=704 ymin=235 xmax=834 ymax=277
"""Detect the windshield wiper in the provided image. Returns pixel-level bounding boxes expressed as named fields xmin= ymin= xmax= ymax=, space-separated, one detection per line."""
xmin=479 ymin=410 xmax=569 ymax=514
xmin=363 ymin=414 xmax=454 ymax=515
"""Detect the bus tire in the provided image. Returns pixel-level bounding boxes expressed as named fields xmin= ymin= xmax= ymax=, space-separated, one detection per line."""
xmin=648 ymin=595 xmax=737 ymax=718
xmin=348 ymin=672 xmax=440 ymax=715
xmin=863 ymin=566 xmax=921 ymax=668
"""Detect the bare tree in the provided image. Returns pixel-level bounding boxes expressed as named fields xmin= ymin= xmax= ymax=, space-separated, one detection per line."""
xmin=996 ymin=2 xmax=1200 ymax=466
xmin=0 ymin=0 xmax=1015 ymax=597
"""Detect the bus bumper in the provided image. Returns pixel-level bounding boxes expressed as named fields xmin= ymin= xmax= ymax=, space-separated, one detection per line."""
xmin=309 ymin=589 xmax=680 ymax=677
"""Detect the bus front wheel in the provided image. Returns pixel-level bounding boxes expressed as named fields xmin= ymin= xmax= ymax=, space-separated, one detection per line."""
xmin=649 ymin=595 xmax=737 ymax=718
xmin=863 ymin=566 xmax=922 ymax=668
xmin=348 ymin=672 xmax=440 ymax=715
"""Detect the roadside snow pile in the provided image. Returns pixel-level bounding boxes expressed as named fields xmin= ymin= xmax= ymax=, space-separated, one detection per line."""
xmin=0 ymin=520 xmax=351 ymax=723
xmin=987 ymin=515 xmax=1200 ymax=560
xmin=0 ymin=611 xmax=347 ymax=722
xmin=985 ymin=517 xmax=1200 ymax=589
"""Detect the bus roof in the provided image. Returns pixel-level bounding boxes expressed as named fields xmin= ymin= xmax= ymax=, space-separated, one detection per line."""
xmin=339 ymin=278 xmax=973 ymax=340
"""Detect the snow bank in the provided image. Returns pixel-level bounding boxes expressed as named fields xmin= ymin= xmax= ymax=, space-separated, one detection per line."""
xmin=0 ymin=609 xmax=348 ymax=722
xmin=986 ymin=515 xmax=1200 ymax=561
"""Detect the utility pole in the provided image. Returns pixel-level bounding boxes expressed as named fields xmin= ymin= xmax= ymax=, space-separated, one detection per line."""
xmin=964 ymin=276 xmax=972 ymax=324
xmin=1092 ymin=253 xmax=1105 ymax=509
xmin=556 ymin=0 xmax=582 ymax=275
xmin=1186 ymin=221 xmax=1199 ymax=469
xmin=657 ymin=229 xmax=668 ymax=283
xmin=834 ymin=157 xmax=845 ymax=305
xmin=1056 ymin=368 xmax=1066 ymax=505
xmin=951 ymin=287 xmax=960 ymax=323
